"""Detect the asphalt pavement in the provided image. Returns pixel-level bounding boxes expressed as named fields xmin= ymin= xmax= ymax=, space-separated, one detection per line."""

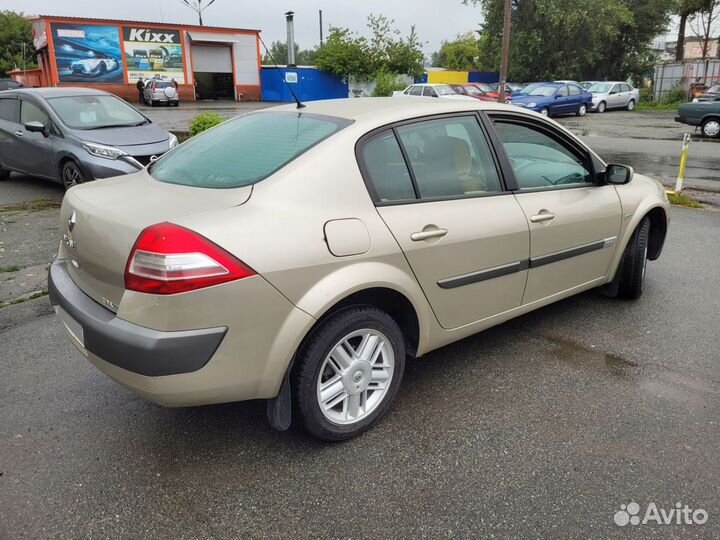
xmin=1 ymin=197 xmax=719 ymax=538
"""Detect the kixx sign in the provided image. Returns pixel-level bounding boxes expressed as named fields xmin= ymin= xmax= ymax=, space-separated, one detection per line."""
xmin=123 ymin=28 xmax=180 ymax=44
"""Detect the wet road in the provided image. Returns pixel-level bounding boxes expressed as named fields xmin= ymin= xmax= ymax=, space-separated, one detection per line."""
xmin=1 ymin=205 xmax=719 ymax=539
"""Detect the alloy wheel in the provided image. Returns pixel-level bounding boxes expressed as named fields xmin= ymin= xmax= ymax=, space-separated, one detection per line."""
xmin=316 ymin=329 xmax=394 ymax=425
xmin=598 ymin=102 xmax=606 ymax=113
xmin=63 ymin=164 xmax=82 ymax=189
xmin=578 ymin=105 xmax=587 ymax=116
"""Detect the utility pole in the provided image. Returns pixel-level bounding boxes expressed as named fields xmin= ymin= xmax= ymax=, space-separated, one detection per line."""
xmin=319 ymin=10 xmax=324 ymax=47
xmin=498 ymin=0 xmax=512 ymax=102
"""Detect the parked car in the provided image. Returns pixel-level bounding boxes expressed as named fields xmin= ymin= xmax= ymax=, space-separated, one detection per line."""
xmin=393 ymin=84 xmax=474 ymax=100
xmin=579 ymin=81 xmax=600 ymax=90
xmin=48 ymin=97 xmax=669 ymax=441
xmin=0 ymin=88 xmax=177 ymax=189
xmin=509 ymin=82 xmax=592 ymax=117
xmin=467 ymin=83 xmax=500 ymax=100
xmin=508 ymin=82 xmax=551 ymax=99
xmin=587 ymin=82 xmax=640 ymax=113
xmin=71 ymin=57 xmax=119 ymax=76
xmin=693 ymin=84 xmax=720 ymax=102
xmin=676 ymin=101 xmax=720 ymax=138
xmin=450 ymin=83 xmax=496 ymax=101
xmin=0 ymin=79 xmax=24 ymax=91
xmin=143 ymin=79 xmax=179 ymax=107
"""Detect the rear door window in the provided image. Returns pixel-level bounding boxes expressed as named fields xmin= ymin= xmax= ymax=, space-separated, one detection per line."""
xmin=409 ymin=86 xmax=422 ymax=96
xmin=0 ymin=97 xmax=17 ymax=122
xmin=150 ymin=111 xmax=351 ymax=188
xmin=360 ymin=130 xmax=416 ymax=202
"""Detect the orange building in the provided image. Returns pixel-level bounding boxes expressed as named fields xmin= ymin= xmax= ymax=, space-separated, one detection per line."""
xmin=25 ymin=15 xmax=262 ymax=101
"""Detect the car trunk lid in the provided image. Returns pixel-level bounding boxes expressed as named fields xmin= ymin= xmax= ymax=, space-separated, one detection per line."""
xmin=59 ymin=170 xmax=251 ymax=311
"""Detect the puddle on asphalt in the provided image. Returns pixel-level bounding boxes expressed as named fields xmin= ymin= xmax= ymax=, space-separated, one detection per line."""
xmin=542 ymin=334 xmax=640 ymax=378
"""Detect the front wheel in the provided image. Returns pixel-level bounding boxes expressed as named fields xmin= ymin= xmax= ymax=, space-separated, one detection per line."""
xmin=62 ymin=161 xmax=86 ymax=190
xmin=597 ymin=101 xmax=607 ymax=113
xmin=701 ymin=118 xmax=720 ymax=138
xmin=576 ymin=104 xmax=587 ymax=116
xmin=617 ymin=217 xmax=651 ymax=299
xmin=626 ymin=99 xmax=636 ymax=111
xmin=293 ymin=307 xmax=406 ymax=441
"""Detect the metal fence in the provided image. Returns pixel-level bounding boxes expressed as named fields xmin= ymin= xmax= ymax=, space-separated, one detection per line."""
xmin=653 ymin=60 xmax=720 ymax=102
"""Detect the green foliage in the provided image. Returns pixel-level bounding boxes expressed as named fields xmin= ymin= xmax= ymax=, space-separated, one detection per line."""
xmin=436 ymin=33 xmax=486 ymax=70
xmin=466 ymin=0 xmax=675 ymax=82
xmin=189 ymin=112 xmax=223 ymax=137
xmin=261 ymin=40 xmax=317 ymax=66
xmin=372 ymin=69 xmax=407 ymax=96
xmin=315 ymin=15 xmax=425 ymax=80
xmin=0 ymin=11 xmax=36 ymax=78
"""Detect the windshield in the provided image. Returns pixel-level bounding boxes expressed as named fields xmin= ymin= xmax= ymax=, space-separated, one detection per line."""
xmin=520 ymin=82 xmax=544 ymax=93
xmin=435 ymin=85 xmax=456 ymax=96
xmin=475 ymin=84 xmax=494 ymax=93
xmin=463 ymin=85 xmax=483 ymax=95
xmin=589 ymin=83 xmax=612 ymax=93
xmin=150 ymin=112 xmax=351 ymax=189
xmin=528 ymin=85 xmax=558 ymax=97
xmin=707 ymin=84 xmax=720 ymax=93
xmin=47 ymin=95 xmax=147 ymax=130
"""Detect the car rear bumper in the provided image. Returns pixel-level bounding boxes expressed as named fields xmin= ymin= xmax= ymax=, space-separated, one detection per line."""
xmin=48 ymin=259 xmax=227 ymax=377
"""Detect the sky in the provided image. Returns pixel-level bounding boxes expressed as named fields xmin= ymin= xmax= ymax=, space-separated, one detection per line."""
xmin=13 ymin=0 xmax=486 ymax=56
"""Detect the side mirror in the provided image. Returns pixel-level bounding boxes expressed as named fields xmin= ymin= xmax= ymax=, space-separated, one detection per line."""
xmin=605 ymin=163 xmax=634 ymax=185
xmin=25 ymin=121 xmax=47 ymax=135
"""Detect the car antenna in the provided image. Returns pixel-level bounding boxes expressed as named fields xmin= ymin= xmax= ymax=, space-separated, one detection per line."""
xmin=258 ymin=33 xmax=305 ymax=109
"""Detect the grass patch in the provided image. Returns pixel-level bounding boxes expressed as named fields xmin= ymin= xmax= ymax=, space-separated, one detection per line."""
xmin=635 ymin=101 xmax=683 ymax=111
xmin=0 ymin=265 xmax=21 ymax=273
xmin=2 ymin=198 xmax=62 ymax=213
xmin=667 ymin=192 xmax=703 ymax=208
xmin=0 ymin=290 xmax=49 ymax=309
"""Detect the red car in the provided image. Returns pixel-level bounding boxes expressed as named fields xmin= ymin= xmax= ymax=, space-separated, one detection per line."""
xmin=450 ymin=84 xmax=497 ymax=102
xmin=468 ymin=83 xmax=500 ymax=100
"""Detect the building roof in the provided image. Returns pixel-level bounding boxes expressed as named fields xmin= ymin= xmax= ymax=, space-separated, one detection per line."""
xmin=30 ymin=14 xmax=260 ymax=33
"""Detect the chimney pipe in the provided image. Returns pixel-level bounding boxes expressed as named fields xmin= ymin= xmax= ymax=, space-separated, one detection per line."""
xmin=285 ymin=11 xmax=296 ymax=67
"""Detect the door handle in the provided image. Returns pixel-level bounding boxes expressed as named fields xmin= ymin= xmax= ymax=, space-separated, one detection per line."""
xmin=14 ymin=130 xmax=23 ymax=137
xmin=530 ymin=212 xmax=556 ymax=223
xmin=410 ymin=228 xmax=448 ymax=241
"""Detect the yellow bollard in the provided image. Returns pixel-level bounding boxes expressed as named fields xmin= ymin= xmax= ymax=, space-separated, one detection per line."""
xmin=674 ymin=133 xmax=691 ymax=193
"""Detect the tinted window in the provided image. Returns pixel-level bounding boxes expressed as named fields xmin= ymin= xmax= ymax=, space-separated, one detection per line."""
xmin=20 ymin=100 xmax=49 ymax=126
xmin=568 ymin=85 xmax=581 ymax=96
xmin=422 ymin=86 xmax=436 ymax=97
xmin=361 ymin=131 xmax=415 ymax=202
xmin=409 ymin=86 xmax=423 ymax=96
xmin=151 ymin=112 xmax=350 ymax=189
xmin=0 ymin=98 xmax=16 ymax=122
xmin=493 ymin=121 xmax=592 ymax=189
xmin=396 ymin=116 xmax=502 ymax=199
xmin=623 ymin=84 xmax=633 ymax=92
xmin=47 ymin=95 xmax=145 ymax=129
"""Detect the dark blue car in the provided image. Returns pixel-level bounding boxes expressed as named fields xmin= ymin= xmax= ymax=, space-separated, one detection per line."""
xmin=509 ymin=83 xmax=592 ymax=117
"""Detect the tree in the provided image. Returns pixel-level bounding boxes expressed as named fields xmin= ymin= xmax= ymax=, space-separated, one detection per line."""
xmin=314 ymin=27 xmax=374 ymax=79
xmin=436 ymin=33 xmax=485 ymax=70
xmin=0 ymin=11 xmax=35 ymax=78
xmin=676 ymin=0 xmax=708 ymax=61
xmin=465 ymin=0 xmax=674 ymax=82
xmin=688 ymin=0 xmax=720 ymax=59
xmin=261 ymin=40 xmax=317 ymax=65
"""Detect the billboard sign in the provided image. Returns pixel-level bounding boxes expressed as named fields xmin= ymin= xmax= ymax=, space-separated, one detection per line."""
xmin=50 ymin=23 xmax=124 ymax=83
xmin=122 ymin=27 xmax=185 ymax=84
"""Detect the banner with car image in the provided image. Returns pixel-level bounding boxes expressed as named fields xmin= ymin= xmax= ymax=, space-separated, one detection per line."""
xmin=122 ymin=27 xmax=185 ymax=84
xmin=50 ymin=23 xmax=124 ymax=83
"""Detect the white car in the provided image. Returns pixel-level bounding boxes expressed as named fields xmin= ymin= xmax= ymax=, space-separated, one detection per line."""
xmin=588 ymin=82 xmax=640 ymax=113
xmin=70 ymin=57 xmax=119 ymax=76
xmin=393 ymin=84 xmax=475 ymax=100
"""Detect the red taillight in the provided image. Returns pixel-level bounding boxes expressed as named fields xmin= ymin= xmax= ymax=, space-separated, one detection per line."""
xmin=124 ymin=222 xmax=255 ymax=294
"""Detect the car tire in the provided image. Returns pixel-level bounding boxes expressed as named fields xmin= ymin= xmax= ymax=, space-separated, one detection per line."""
xmin=293 ymin=306 xmax=406 ymax=441
xmin=98 ymin=62 xmax=107 ymax=75
xmin=597 ymin=101 xmax=607 ymax=113
xmin=627 ymin=99 xmax=635 ymax=111
xmin=577 ymin=104 xmax=587 ymax=116
xmin=617 ymin=217 xmax=651 ymax=299
xmin=540 ymin=107 xmax=550 ymax=116
xmin=150 ymin=100 xmax=156 ymax=107
xmin=701 ymin=118 xmax=720 ymax=138
xmin=61 ymin=161 xmax=85 ymax=191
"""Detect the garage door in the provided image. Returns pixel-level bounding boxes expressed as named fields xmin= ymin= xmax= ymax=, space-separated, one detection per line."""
xmin=191 ymin=45 xmax=232 ymax=73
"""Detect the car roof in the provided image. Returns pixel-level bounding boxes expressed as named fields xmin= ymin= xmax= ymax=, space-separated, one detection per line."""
xmin=269 ymin=97 xmax=517 ymax=124
xmin=409 ymin=83 xmax=451 ymax=87
xmin=9 ymin=87 xmax=111 ymax=99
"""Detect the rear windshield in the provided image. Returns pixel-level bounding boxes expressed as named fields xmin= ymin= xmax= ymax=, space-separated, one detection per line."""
xmin=152 ymin=81 xmax=172 ymax=88
xmin=149 ymin=111 xmax=351 ymax=188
